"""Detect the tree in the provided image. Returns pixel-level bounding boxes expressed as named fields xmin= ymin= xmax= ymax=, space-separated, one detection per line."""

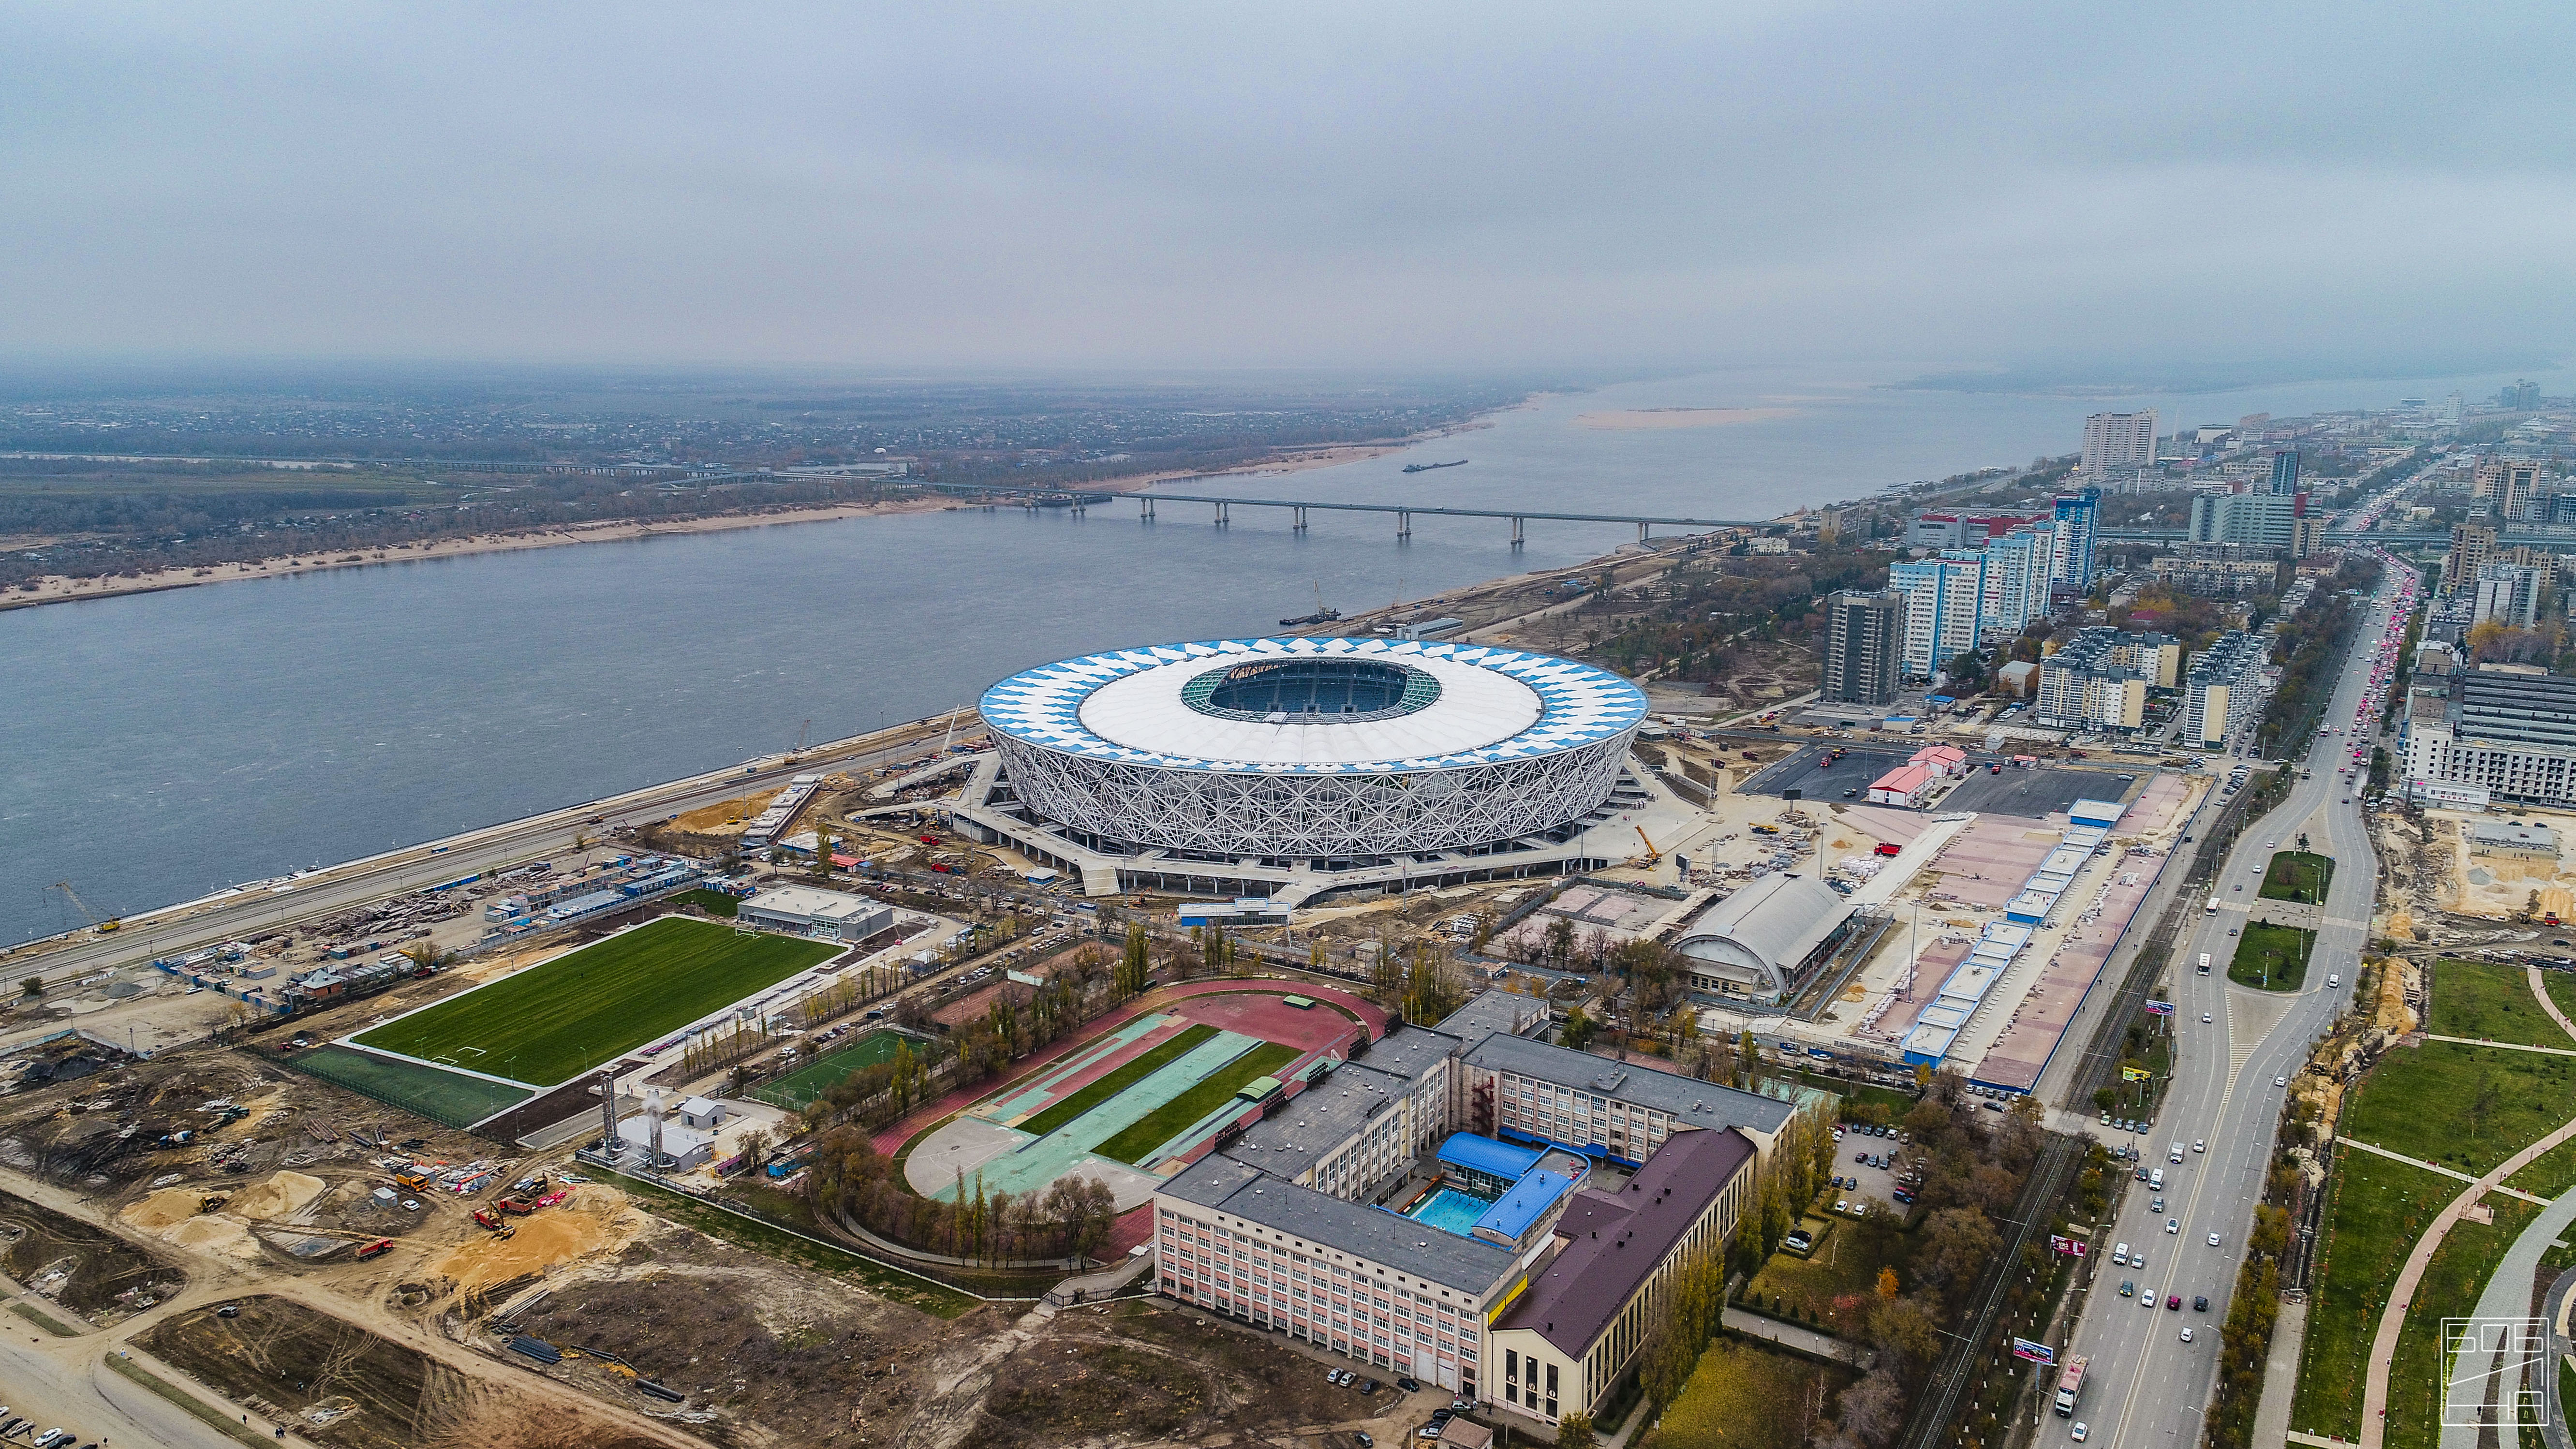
xmin=1876 ymin=1266 xmax=1900 ymax=1299
xmin=1835 ymin=1367 xmax=1905 ymax=1447
xmin=18 ymin=976 xmax=42 ymax=996
xmin=1116 ymin=923 xmax=1152 ymax=999
xmin=1560 ymin=1005 xmax=1597 ymax=1051
xmin=1554 ymin=1411 xmax=1595 ymax=1449
xmin=739 ymin=1126 xmax=772 ymax=1172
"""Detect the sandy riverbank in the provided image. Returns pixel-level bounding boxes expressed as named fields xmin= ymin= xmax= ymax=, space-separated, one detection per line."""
xmin=0 ymin=425 xmax=1475 ymax=615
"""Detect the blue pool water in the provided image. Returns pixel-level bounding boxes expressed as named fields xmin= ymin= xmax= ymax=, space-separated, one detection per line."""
xmin=1409 ymin=1187 xmax=1495 ymax=1237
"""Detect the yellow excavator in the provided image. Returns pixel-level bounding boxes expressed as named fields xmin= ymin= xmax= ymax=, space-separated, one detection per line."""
xmin=49 ymin=881 xmax=118 ymax=933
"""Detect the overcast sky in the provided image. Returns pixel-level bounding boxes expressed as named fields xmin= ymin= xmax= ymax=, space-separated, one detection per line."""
xmin=5 ymin=3 xmax=2571 ymax=376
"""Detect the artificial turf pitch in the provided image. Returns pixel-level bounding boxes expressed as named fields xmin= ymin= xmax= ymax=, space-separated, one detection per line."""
xmin=754 ymin=1029 xmax=917 ymax=1111
xmin=353 ymin=917 xmax=841 ymax=1086
xmin=1096 ymin=1041 xmax=1303 ymax=1166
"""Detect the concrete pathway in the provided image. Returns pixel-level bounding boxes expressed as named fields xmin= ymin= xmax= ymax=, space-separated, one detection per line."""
xmin=2532 ymin=963 xmax=2576 ymax=1041
xmin=1720 ymin=1305 xmax=1863 ymax=1364
xmin=2423 ymin=1033 xmax=2576 ymax=1058
xmin=2255 ymin=1298 xmax=2309 ymax=1449
xmin=2359 ymin=1113 xmax=2576 ymax=1448
xmin=2339 ymin=1137 xmax=2554 ymax=1206
xmin=2440 ymin=1184 xmax=2576 ymax=1449
xmin=2539 ymin=1265 xmax=2575 ymax=1449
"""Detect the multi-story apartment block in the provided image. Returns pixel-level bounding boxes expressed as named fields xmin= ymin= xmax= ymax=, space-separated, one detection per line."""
xmin=1889 ymin=554 xmax=1987 ymax=679
xmin=1822 ymin=589 xmax=1905 ymax=706
xmin=2182 ymin=631 xmax=2271 ymax=749
xmin=2473 ymin=563 xmax=2546 ymax=630
xmin=2081 ymin=412 xmax=2159 ymax=473
xmin=2443 ymin=523 xmax=2498 ymax=596
xmin=2032 ymin=626 xmax=2176 ymax=732
xmin=2049 ymin=491 xmax=2101 ymax=589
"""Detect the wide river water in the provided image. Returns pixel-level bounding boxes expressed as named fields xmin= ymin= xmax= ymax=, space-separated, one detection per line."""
xmin=5 ymin=364 xmax=2559 ymax=944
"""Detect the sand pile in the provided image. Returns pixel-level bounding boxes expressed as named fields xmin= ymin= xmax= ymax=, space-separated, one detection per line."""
xmin=165 ymin=1216 xmax=260 ymax=1259
xmin=431 ymin=1185 xmax=642 ymax=1292
xmin=120 ymin=1187 xmax=207 ymax=1231
xmin=228 ymin=1170 xmax=325 ymax=1220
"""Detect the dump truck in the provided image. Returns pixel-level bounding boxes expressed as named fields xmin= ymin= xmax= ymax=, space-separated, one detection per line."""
xmin=473 ymin=1208 xmax=504 ymax=1230
xmin=394 ymin=1172 xmax=430 ymax=1193
xmin=354 ymin=1238 xmax=394 ymax=1260
xmin=497 ymin=1197 xmax=537 ymax=1216
xmin=2052 ymin=1355 xmax=2088 ymax=1415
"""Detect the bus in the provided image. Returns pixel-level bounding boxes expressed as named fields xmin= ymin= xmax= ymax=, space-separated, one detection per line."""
xmin=2206 ymin=896 xmax=2220 ymax=915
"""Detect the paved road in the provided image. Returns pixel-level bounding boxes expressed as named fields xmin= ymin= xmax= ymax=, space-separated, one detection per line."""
xmin=2054 ymin=564 xmax=2416 ymax=1445
xmin=4 ymin=713 xmax=972 ymax=989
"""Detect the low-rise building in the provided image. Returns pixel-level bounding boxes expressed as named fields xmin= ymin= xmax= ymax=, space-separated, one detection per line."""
xmin=738 ymin=886 xmax=896 ymax=941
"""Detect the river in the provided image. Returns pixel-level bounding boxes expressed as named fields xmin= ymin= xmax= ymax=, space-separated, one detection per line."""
xmin=4 ymin=363 xmax=2558 ymax=944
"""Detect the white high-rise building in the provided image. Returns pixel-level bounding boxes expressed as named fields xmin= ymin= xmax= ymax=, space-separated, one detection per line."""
xmin=1890 ymin=554 xmax=1988 ymax=679
xmin=2081 ymin=412 xmax=2159 ymax=474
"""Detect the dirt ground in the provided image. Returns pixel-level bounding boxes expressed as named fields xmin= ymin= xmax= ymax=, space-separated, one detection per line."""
xmin=0 ymin=1186 xmax=186 ymax=1325
xmin=145 ymin=1294 xmax=663 ymax=1449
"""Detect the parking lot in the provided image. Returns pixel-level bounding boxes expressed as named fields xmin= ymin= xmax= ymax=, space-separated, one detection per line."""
xmin=1940 ymin=766 xmax=2134 ymax=819
xmin=1740 ymin=744 xmax=1919 ymax=800
xmin=1826 ymin=1122 xmax=1913 ymax=1212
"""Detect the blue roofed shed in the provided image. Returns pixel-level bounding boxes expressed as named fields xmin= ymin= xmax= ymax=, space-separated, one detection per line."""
xmin=1471 ymin=1168 xmax=1578 ymax=1247
xmin=1437 ymin=1133 xmax=1542 ymax=1197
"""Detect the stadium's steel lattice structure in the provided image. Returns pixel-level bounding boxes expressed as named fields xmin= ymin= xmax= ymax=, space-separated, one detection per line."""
xmin=980 ymin=637 xmax=1646 ymax=859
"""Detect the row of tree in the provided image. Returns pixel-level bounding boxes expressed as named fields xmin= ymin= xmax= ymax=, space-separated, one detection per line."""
xmin=805 ymin=1128 xmax=1119 ymax=1265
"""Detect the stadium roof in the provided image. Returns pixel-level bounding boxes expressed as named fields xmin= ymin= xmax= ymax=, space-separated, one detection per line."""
xmin=979 ymin=637 xmax=1646 ymax=774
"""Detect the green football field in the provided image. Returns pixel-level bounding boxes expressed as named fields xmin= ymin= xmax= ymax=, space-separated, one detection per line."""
xmin=753 ymin=1029 xmax=916 ymax=1111
xmin=353 ymin=917 xmax=841 ymax=1086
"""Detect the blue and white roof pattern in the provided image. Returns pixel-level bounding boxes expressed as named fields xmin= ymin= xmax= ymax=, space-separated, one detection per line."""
xmin=980 ymin=637 xmax=1647 ymax=774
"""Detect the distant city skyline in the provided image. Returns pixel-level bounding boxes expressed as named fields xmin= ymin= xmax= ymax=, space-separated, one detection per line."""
xmin=5 ymin=5 xmax=2572 ymax=371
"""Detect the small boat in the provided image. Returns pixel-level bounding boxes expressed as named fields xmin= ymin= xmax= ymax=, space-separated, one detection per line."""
xmin=1401 ymin=459 xmax=1467 ymax=474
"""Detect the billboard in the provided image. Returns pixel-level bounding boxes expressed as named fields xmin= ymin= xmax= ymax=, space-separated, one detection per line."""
xmin=2144 ymin=1000 xmax=2176 ymax=1016
xmin=2049 ymin=1235 xmax=2088 ymax=1257
xmin=2121 ymin=1065 xmax=2153 ymax=1081
xmin=2012 ymin=1338 xmax=2056 ymax=1365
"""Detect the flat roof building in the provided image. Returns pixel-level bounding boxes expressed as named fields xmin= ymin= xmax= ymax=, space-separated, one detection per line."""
xmin=738 ymin=886 xmax=896 ymax=941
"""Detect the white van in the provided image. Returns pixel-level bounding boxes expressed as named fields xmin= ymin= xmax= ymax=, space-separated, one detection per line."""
xmin=2169 ymin=1144 xmax=2184 ymax=1164
xmin=2149 ymin=1168 xmax=2165 ymax=1190
xmin=2113 ymin=1242 xmax=2131 ymax=1266
xmin=2328 ymin=974 xmax=2341 ymax=987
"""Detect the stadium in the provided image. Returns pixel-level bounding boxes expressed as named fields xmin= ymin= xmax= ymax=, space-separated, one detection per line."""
xmin=959 ymin=637 xmax=1651 ymax=904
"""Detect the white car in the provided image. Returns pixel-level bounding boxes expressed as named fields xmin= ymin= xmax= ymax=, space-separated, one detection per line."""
xmin=2208 ymin=1231 xmax=2222 ymax=1246
xmin=2202 ymin=1012 xmax=2214 ymax=1023
xmin=2275 ymin=1075 xmax=2288 ymax=1087
xmin=2071 ymin=1424 xmax=2088 ymax=1442
xmin=2180 ymin=1326 xmax=2195 ymax=1343
xmin=2165 ymin=1218 xmax=2178 ymax=1233
xmin=1834 ymin=1199 xmax=1850 ymax=1214
xmin=2192 ymin=1140 xmax=2205 ymax=1153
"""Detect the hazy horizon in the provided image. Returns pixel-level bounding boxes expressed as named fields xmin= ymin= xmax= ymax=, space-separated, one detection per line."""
xmin=7 ymin=4 xmax=2573 ymax=375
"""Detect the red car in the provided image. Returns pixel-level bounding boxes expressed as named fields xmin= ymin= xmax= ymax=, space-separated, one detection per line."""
xmin=2166 ymin=1294 xmax=2181 ymax=1311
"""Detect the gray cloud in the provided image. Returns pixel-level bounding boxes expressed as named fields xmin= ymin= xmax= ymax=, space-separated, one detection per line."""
xmin=3 ymin=1 xmax=2570 ymax=371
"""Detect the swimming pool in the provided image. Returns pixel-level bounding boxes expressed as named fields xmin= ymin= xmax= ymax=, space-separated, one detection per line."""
xmin=1408 ymin=1186 xmax=1496 ymax=1237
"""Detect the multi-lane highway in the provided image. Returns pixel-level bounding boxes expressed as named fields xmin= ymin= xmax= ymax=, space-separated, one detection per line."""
xmin=2 ymin=711 xmax=974 ymax=989
xmin=2055 ymin=560 xmax=2417 ymax=1444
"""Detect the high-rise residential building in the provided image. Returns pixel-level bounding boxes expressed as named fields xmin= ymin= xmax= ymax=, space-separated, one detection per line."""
xmin=2500 ymin=380 xmax=2543 ymax=411
xmin=2473 ymin=563 xmax=2545 ymax=630
xmin=1888 ymin=554 xmax=1987 ymax=679
xmin=1976 ymin=525 xmax=2056 ymax=636
xmin=2443 ymin=523 xmax=2498 ymax=596
xmin=2183 ymin=632 xmax=2271 ymax=750
xmin=2266 ymin=450 xmax=2300 ymax=495
xmin=1822 ymin=589 xmax=1906 ymax=707
xmin=2081 ymin=412 xmax=2159 ymax=474
xmin=2048 ymin=491 xmax=2100 ymax=590
xmin=2472 ymin=458 xmax=2544 ymax=520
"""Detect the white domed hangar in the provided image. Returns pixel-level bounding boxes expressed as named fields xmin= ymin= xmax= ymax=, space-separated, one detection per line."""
xmin=952 ymin=638 xmax=1652 ymax=907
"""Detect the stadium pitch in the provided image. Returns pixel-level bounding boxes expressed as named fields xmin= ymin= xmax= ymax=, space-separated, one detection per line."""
xmin=353 ymin=917 xmax=841 ymax=1086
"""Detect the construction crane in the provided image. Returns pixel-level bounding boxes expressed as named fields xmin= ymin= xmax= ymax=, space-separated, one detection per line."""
xmin=48 ymin=881 xmax=119 ymax=933
xmin=1629 ymin=827 xmax=1662 ymax=867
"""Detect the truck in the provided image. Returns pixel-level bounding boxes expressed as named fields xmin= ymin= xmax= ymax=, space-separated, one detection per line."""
xmin=355 ymin=1238 xmax=395 ymax=1260
xmin=2197 ymin=952 xmax=2212 ymax=975
xmin=2206 ymin=896 xmax=2220 ymax=915
xmin=2053 ymin=1355 xmax=2088 ymax=1415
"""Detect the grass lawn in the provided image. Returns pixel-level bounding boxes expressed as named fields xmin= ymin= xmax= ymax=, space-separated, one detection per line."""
xmin=1643 ymin=1337 xmax=1846 ymax=1449
xmin=287 ymin=1044 xmax=533 ymax=1128
xmin=674 ymin=887 xmax=740 ymax=917
xmin=1015 ymin=1023 xmax=1219 ymax=1137
xmin=2427 ymin=959 xmax=2576 ymax=1048
xmin=754 ymin=1029 xmax=916 ymax=1111
xmin=2292 ymin=1147 xmax=2454 ymax=1440
xmin=1747 ymin=1216 xmax=1913 ymax=1330
xmin=2341 ymin=1040 xmax=2576 ymax=1177
xmin=2228 ymin=921 xmax=2315 ymax=991
xmin=2546 ymin=968 xmax=2576 ymax=1031
xmin=2385 ymin=1194 xmax=2540 ymax=1449
xmin=354 ymin=917 xmax=841 ymax=1085
xmin=2505 ymin=1131 xmax=2576 ymax=1201
xmin=1096 ymin=1041 xmax=1302 ymax=1165
xmin=2260 ymin=850 xmax=2336 ymax=904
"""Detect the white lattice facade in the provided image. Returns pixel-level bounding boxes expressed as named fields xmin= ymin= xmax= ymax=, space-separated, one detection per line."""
xmin=979 ymin=638 xmax=1646 ymax=860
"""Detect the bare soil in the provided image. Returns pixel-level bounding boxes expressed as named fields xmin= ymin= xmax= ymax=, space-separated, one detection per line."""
xmin=0 ymin=1186 xmax=186 ymax=1324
